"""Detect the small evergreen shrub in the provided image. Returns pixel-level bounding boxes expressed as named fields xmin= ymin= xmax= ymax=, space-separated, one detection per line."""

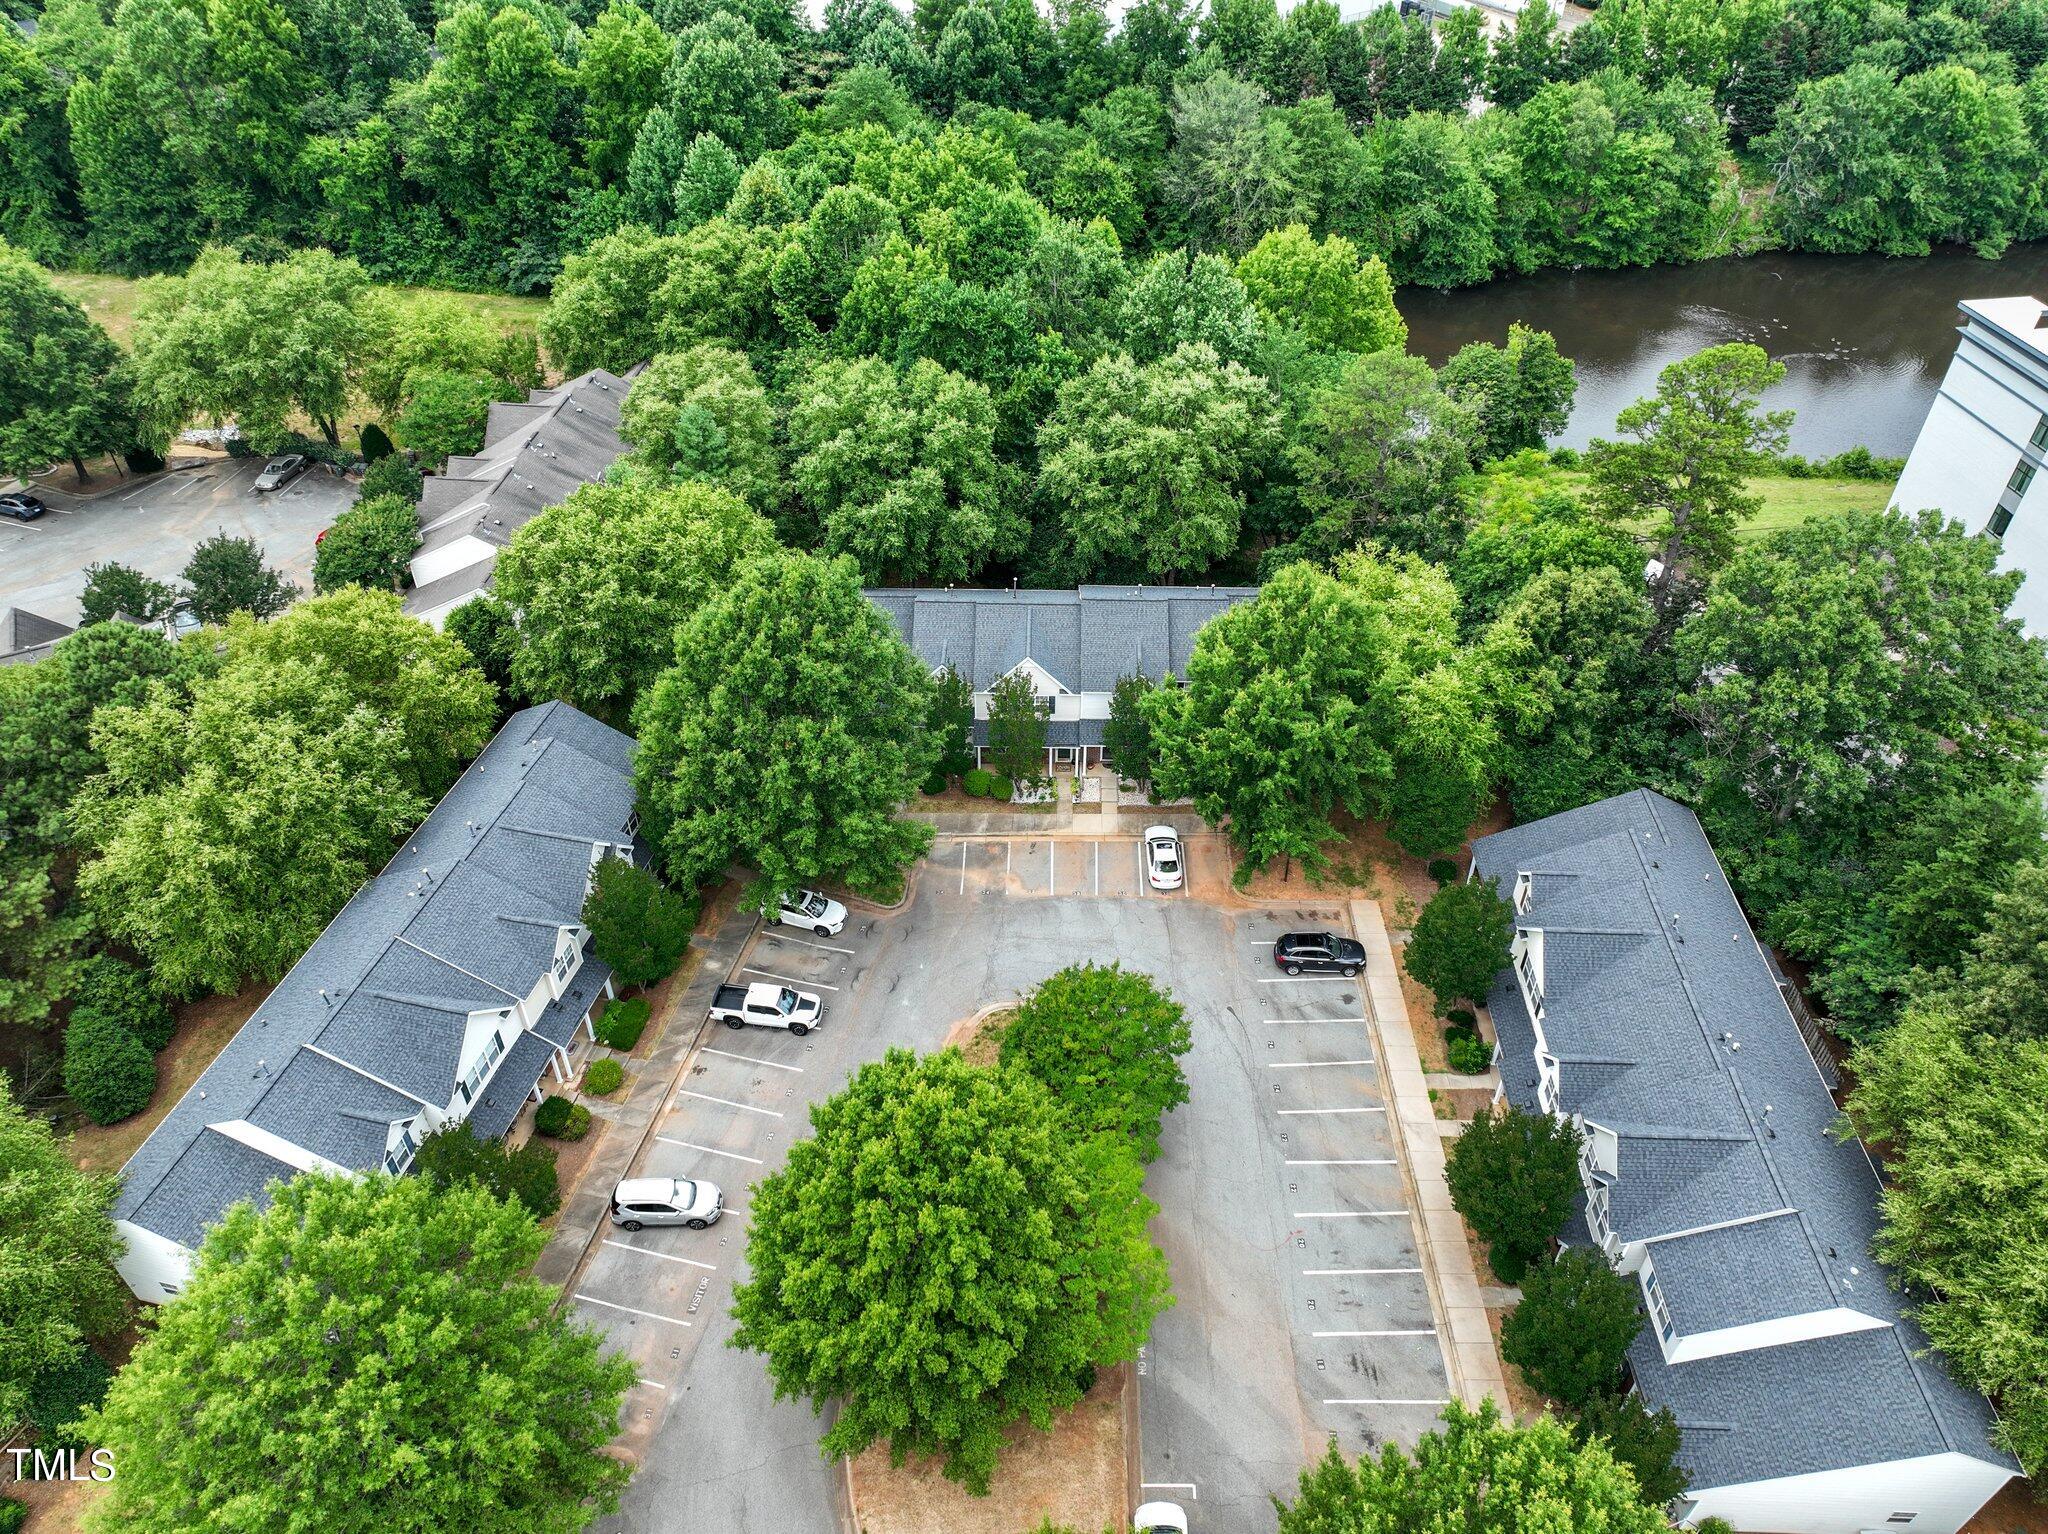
xmin=359 ymin=422 xmax=396 ymax=461
xmin=585 ymin=1057 xmax=624 ymax=1095
xmin=359 ymin=452 xmax=423 ymax=503
xmin=582 ymin=857 xmax=696 ymax=988
xmin=72 ymin=954 xmax=175 ymax=1051
xmin=962 ymin=768 xmax=996 ymax=798
xmin=27 ymin=1348 xmax=114 ymax=1450
xmin=1446 ymin=1007 xmax=1477 ymax=1030
xmin=988 ymin=775 xmax=1014 ymax=801
xmin=1427 ymin=857 xmax=1461 ymax=886
xmin=595 ymin=996 xmax=650 ymax=1051
xmin=534 ymin=1096 xmax=591 ymax=1141
xmin=64 ymin=1008 xmax=157 ymax=1124
xmin=921 ymin=769 xmax=949 ymax=796
xmin=1446 ymin=1029 xmax=1494 ymax=1075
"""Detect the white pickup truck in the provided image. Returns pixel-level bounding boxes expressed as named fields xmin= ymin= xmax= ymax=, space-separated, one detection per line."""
xmin=707 ymin=981 xmax=824 ymax=1036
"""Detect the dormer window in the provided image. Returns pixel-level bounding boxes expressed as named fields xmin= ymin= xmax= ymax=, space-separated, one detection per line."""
xmin=1642 ymin=1262 xmax=1676 ymax=1343
xmin=458 ymin=1030 xmax=506 ymax=1103
xmin=384 ymin=1118 xmax=421 ymax=1175
xmin=1513 ymin=870 xmax=1533 ymax=913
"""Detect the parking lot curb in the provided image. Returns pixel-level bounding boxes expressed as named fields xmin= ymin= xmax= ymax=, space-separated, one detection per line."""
xmin=1349 ymin=897 xmax=1512 ymax=1417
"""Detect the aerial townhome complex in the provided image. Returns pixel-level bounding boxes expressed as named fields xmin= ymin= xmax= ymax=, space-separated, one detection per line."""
xmin=1472 ymin=790 xmax=2018 ymax=1534
xmin=109 ymin=702 xmax=637 ymax=1302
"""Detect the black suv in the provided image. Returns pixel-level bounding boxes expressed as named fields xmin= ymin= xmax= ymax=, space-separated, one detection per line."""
xmin=0 ymin=493 xmax=47 ymax=521
xmin=1274 ymin=931 xmax=1367 ymax=977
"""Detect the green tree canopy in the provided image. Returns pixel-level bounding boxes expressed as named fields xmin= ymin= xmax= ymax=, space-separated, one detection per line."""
xmin=79 ymin=561 xmax=176 ymax=626
xmin=1037 ymin=340 xmax=1277 ymax=581
xmin=730 ymin=1047 xmax=1171 ymax=1492
xmin=581 ymin=854 xmax=697 ymax=989
xmin=1234 ymin=223 xmax=1405 ymax=354
xmin=311 ymin=492 xmax=421 ymax=595
xmin=0 ymin=851 xmax=86 ymax=1031
xmin=0 ymin=1076 xmax=128 ymax=1431
xmin=492 ymin=478 xmax=779 ymax=719
xmin=129 ymin=246 xmax=374 ymax=450
xmin=1403 ymin=876 xmax=1514 ymax=1014
xmin=82 ymin=1173 xmax=635 ymax=1533
xmin=413 ymin=1120 xmax=561 ymax=1219
xmin=181 ymin=531 xmax=298 ymax=625
xmin=0 ymin=243 xmax=133 ymax=479
xmin=1277 ymin=1401 xmax=1667 ymax=1533
xmin=1444 ymin=1102 xmax=1582 ymax=1281
xmin=1585 ymin=342 xmax=1791 ymax=621
xmin=1000 ymin=961 xmax=1193 ymax=1161
xmin=392 ymin=368 xmax=500 ymax=468
xmin=619 ymin=344 xmax=778 ymax=507
xmin=786 ymin=354 xmax=1024 ymax=583
xmin=1437 ymin=323 xmax=1577 ymax=462
xmin=633 ymin=550 xmax=939 ymax=902
xmin=1499 ymin=1248 xmax=1644 ymax=1408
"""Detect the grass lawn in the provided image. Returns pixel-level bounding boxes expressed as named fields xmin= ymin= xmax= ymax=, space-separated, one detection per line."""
xmin=1553 ymin=469 xmax=1892 ymax=543
xmin=45 ymin=268 xmax=545 ymax=350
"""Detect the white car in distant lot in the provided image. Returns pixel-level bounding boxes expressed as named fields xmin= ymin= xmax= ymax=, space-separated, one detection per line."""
xmin=1134 ymin=1504 xmax=1188 ymax=1534
xmin=776 ymin=887 xmax=847 ymax=937
xmin=1145 ymin=825 xmax=1184 ymax=891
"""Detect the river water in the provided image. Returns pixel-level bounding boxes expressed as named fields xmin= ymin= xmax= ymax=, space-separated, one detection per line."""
xmin=1400 ymin=245 xmax=2048 ymax=458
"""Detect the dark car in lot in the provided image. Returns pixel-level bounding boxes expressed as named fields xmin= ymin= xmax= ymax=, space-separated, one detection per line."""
xmin=1274 ymin=930 xmax=1367 ymax=977
xmin=0 ymin=493 xmax=47 ymax=521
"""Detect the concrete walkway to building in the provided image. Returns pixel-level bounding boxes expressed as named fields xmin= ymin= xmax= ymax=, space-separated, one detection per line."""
xmin=1351 ymin=897 xmax=1512 ymax=1415
xmin=532 ymin=914 xmax=756 ymax=1291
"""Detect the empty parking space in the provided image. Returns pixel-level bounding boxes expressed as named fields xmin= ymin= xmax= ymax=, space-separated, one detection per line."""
xmin=928 ymin=831 xmax=1222 ymax=902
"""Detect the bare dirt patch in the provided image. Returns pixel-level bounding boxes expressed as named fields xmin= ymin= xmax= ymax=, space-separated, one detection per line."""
xmin=68 ymin=983 xmax=271 ymax=1175
xmin=849 ymin=1366 xmax=1128 ymax=1534
xmin=942 ymin=1007 xmax=1016 ymax=1067
xmin=1484 ymin=1305 xmax=1556 ymax=1425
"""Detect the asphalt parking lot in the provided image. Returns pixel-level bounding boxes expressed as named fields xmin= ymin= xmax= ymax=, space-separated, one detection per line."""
xmin=582 ymin=832 xmax=1450 ymax=1534
xmin=0 ymin=458 xmax=355 ymax=627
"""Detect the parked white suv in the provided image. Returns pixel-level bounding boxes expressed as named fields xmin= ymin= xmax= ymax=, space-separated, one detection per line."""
xmin=776 ymin=887 xmax=847 ymax=937
xmin=609 ymin=1176 xmax=723 ymax=1230
xmin=1134 ymin=1504 xmax=1188 ymax=1534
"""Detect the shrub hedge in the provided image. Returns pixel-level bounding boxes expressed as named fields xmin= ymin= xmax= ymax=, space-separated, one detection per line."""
xmin=1446 ymin=1028 xmax=1495 ymax=1075
xmin=595 ymin=996 xmax=650 ymax=1051
xmin=1427 ymin=857 xmax=1461 ymax=886
xmin=585 ymin=1057 xmax=624 ymax=1095
xmin=27 ymin=1348 xmax=114 ymax=1451
xmin=987 ymin=775 xmax=1014 ymax=801
xmin=63 ymin=1008 xmax=157 ymax=1124
xmin=962 ymin=767 xmax=996 ymax=798
xmin=71 ymin=954 xmax=175 ymax=1051
xmin=921 ymin=769 xmax=949 ymax=796
xmin=534 ymin=1095 xmax=591 ymax=1140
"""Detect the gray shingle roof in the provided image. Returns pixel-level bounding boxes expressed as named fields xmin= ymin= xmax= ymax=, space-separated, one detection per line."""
xmin=1472 ymin=789 xmax=2014 ymax=1488
xmin=404 ymin=368 xmax=637 ymax=618
xmin=0 ymin=607 xmax=73 ymax=665
xmin=866 ymin=585 xmax=1258 ymax=693
xmin=115 ymin=702 xmax=637 ymax=1256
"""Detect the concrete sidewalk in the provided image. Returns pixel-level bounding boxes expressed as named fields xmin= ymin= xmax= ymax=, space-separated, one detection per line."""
xmin=533 ymin=912 xmax=757 ymax=1291
xmin=1351 ymin=897 xmax=1511 ymax=1416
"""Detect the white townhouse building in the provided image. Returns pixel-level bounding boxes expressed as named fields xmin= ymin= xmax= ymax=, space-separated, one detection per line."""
xmin=1470 ymin=790 xmax=2018 ymax=1534
xmin=403 ymin=368 xmax=638 ymax=628
xmin=1893 ymin=295 xmax=2048 ymax=635
xmin=865 ymin=584 xmax=1256 ymax=776
xmin=111 ymin=702 xmax=638 ymax=1303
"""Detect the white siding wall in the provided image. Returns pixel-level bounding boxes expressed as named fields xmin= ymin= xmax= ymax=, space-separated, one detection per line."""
xmin=1687 ymin=1450 xmax=2014 ymax=1534
xmin=114 ymin=1219 xmax=194 ymax=1302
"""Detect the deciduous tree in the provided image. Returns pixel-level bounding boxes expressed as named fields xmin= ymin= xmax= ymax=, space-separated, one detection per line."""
xmin=633 ymin=551 xmax=938 ymax=901
xmin=0 ymin=245 xmax=133 ymax=480
xmin=1001 ymin=962 xmax=1192 ymax=1161
xmin=983 ymin=668 xmax=1049 ymax=786
xmin=82 ymin=1174 xmax=635 ymax=1533
xmin=311 ymin=493 xmax=421 ymax=594
xmin=78 ymin=562 xmax=176 ymax=627
xmin=1499 ymin=1248 xmax=1644 ymax=1408
xmin=581 ymin=855 xmax=697 ymax=989
xmin=731 ymin=1047 xmax=1171 ymax=1492
xmin=181 ymin=532 xmax=297 ymax=625
xmin=1443 ymin=1102 xmax=1581 ymax=1281
xmin=1403 ymin=876 xmax=1514 ymax=1015
xmin=1438 ymin=323 xmax=1577 ymax=462
xmin=1233 ymin=223 xmax=1404 ymax=354
xmin=414 ymin=1120 xmax=561 ymax=1219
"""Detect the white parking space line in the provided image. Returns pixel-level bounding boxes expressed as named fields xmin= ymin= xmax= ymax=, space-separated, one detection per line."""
xmin=1322 ymin=1397 xmax=1451 ymax=1407
xmin=643 ymin=1379 xmax=669 ymax=1390
xmin=759 ymin=931 xmax=855 ymax=955
xmin=574 ymin=1293 xmax=693 ymax=1327
xmin=1265 ymin=1059 xmax=1375 ymax=1069
xmin=1141 ymin=1483 xmax=1198 ymax=1501
xmin=656 ymin=1136 xmax=763 ymax=1164
xmin=120 ymin=477 xmax=159 ymax=501
xmin=1303 ymin=1267 xmax=1424 ymax=1276
xmin=602 ymin=1238 xmax=717 ymax=1271
xmin=1250 ymin=939 xmax=1277 ymax=945
xmin=1006 ymin=842 xmax=1012 ymax=876
xmin=1049 ymin=840 xmax=1056 ymax=892
xmin=1285 ymin=1158 xmax=1395 ymax=1166
xmin=699 ymin=1046 xmax=803 ymax=1071
xmin=675 ymin=1089 xmax=783 ymax=1117
xmin=1259 ymin=976 xmax=1355 ymax=985
xmin=959 ymin=842 xmax=967 ymax=893
xmin=1276 ymin=1106 xmax=1383 ymax=1116
xmin=741 ymin=966 xmax=839 ymax=991
xmin=1311 ymin=1328 xmax=1438 ymax=1338
xmin=1093 ymin=840 xmax=1099 ymax=895
xmin=1292 ymin=1209 xmax=1406 ymax=1218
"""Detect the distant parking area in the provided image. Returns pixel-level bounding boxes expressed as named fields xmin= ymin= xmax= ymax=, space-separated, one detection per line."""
xmin=0 ymin=458 xmax=356 ymax=627
xmin=583 ymin=836 xmax=1451 ymax=1534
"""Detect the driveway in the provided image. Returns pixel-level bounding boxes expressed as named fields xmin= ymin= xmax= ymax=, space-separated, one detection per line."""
xmin=580 ymin=833 xmax=1452 ymax=1534
xmin=0 ymin=459 xmax=356 ymax=627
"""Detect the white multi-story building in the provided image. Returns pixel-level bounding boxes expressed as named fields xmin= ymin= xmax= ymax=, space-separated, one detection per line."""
xmin=1893 ymin=295 xmax=2048 ymax=633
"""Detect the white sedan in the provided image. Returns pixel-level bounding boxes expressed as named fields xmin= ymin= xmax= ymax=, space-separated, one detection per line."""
xmin=1134 ymin=1504 xmax=1188 ymax=1534
xmin=776 ymin=887 xmax=847 ymax=937
xmin=1145 ymin=825 xmax=1184 ymax=891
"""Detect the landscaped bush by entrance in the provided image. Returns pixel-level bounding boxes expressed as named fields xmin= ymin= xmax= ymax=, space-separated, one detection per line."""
xmin=584 ymin=1058 xmax=624 ymax=1096
xmin=63 ymin=1008 xmax=156 ymax=1125
xmin=962 ymin=768 xmax=996 ymax=798
xmin=595 ymin=997 xmax=649 ymax=1051
xmin=534 ymin=1096 xmax=590 ymax=1141
xmin=1445 ymin=1028 xmax=1494 ymax=1075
